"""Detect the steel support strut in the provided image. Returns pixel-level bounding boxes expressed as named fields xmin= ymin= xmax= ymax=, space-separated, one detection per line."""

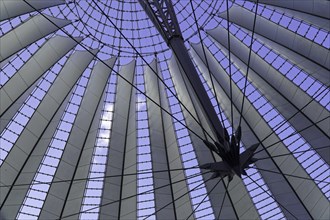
xmin=139 ymin=0 xmax=225 ymax=141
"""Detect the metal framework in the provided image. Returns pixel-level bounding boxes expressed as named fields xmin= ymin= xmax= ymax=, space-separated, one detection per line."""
xmin=0 ymin=0 xmax=329 ymax=220
xmin=139 ymin=0 xmax=182 ymax=42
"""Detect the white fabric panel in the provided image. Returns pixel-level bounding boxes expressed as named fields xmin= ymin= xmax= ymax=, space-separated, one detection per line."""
xmin=144 ymin=59 xmax=175 ymax=219
xmin=261 ymin=4 xmax=330 ymax=32
xmin=40 ymin=56 xmax=115 ymax=219
xmin=0 ymin=36 xmax=82 ymax=116
xmin=119 ymin=80 xmax=137 ymax=220
xmin=159 ymin=72 xmax=197 ymax=219
xmin=255 ymin=33 xmax=329 ymax=86
xmin=0 ymin=50 xmax=95 ymax=219
xmin=0 ymin=14 xmax=71 ymax=62
xmin=99 ymin=60 xmax=136 ymax=219
xmin=218 ymin=5 xmax=330 ymax=70
xmin=0 ymin=0 xmax=65 ymax=21
xmin=144 ymin=59 xmax=190 ymax=219
xmin=168 ymin=56 xmax=260 ymax=219
xmin=207 ymin=28 xmax=330 ymax=164
xmin=191 ymin=42 xmax=329 ymax=220
xmin=55 ymin=57 xmax=116 ymax=218
xmin=247 ymin=0 xmax=330 ymax=20
xmin=0 ymin=81 xmax=36 ymax=134
xmin=0 ymin=94 xmax=69 ymax=220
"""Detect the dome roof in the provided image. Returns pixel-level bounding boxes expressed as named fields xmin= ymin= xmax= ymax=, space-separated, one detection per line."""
xmin=0 ymin=1 xmax=329 ymax=220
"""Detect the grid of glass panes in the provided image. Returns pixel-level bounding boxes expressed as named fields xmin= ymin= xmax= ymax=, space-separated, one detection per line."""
xmin=235 ymin=1 xmax=330 ymax=49
xmin=43 ymin=2 xmax=90 ymax=41
xmin=191 ymin=45 xmax=285 ymax=219
xmin=206 ymin=35 xmax=330 ymax=199
xmin=45 ymin=3 xmax=77 ymax=21
xmin=79 ymin=71 xmax=117 ymax=219
xmin=51 ymin=1 xmax=168 ymax=59
xmin=174 ymin=0 xmax=213 ymax=43
xmin=39 ymin=3 xmax=103 ymax=54
xmin=0 ymin=54 xmax=69 ymax=166
xmin=223 ymin=22 xmax=330 ymax=110
xmin=159 ymin=56 xmax=215 ymax=219
xmin=135 ymin=66 xmax=156 ymax=219
xmin=16 ymin=63 xmax=93 ymax=219
xmin=56 ymin=2 xmax=107 ymax=46
xmin=174 ymin=0 xmax=231 ymax=46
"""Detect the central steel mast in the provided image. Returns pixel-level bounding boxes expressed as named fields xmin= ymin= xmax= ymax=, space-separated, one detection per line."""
xmin=139 ymin=0 xmax=226 ymax=141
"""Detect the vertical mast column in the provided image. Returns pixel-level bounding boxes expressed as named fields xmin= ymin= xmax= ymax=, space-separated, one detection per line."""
xmin=139 ymin=0 xmax=225 ymax=140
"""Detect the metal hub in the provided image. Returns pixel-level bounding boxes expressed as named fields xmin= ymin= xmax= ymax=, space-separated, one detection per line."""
xmin=201 ymin=126 xmax=259 ymax=182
